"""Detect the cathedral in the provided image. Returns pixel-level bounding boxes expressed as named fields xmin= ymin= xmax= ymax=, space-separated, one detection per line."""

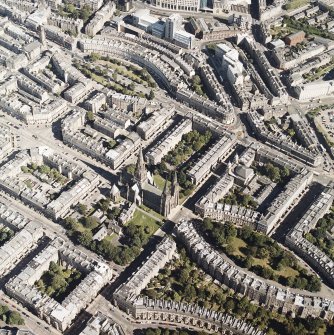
xmin=127 ymin=148 xmax=179 ymax=217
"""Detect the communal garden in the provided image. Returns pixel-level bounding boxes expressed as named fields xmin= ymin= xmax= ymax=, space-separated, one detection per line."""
xmin=305 ymin=208 xmax=334 ymax=260
xmin=142 ymin=246 xmax=327 ymax=334
xmin=201 ymin=219 xmax=321 ymax=292
xmin=35 ymin=261 xmax=83 ymax=303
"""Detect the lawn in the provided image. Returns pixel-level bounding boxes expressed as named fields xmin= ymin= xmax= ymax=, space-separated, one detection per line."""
xmin=139 ymin=204 xmax=164 ymax=221
xmin=153 ymin=174 xmax=170 ymax=191
xmin=284 ymin=0 xmax=309 ymax=10
xmin=128 ymin=209 xmax=160 ymax=234
xmin=230 ymin=237 xmax=299 ymax=279
xmin=91 ymin=73 xmax=108 ymax=85
xmin=99 ymin=61 xmax=143 ymax=81
xmin=74 ymin=221 xmax=90 ymax=233
xmin=103 ymin=234 xmax=115 ymax=242
xmin=229 ymin=237 xmax=246 ymax=257
xmin=276 ymin=266 xmax=299 ymax=278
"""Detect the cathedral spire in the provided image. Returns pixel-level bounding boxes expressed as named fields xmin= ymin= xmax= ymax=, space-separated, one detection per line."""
xmin=171 ymin=171 xmax=179 ymax=205
xmin=162 ymin=176 xmax=170 ymax=195
xmin=134 ymin=146 xmax=147 ymax=185
xmin=172 ymin=171 xmax=178 ymax=188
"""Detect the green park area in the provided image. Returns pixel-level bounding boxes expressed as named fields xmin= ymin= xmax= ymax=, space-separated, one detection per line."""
xmin=74 ymin=53 xmax=156 ymax=100
xmin=306 ymin=207 xmax=334 ymax=260
xmin=254 ymin=162 xmax=290 ymax=184
xmin=220 ymin=188 xmax=258 ymax=209
xmin=153 ymin=130 xmax=212 ymax=199
xmin=127 ymin=209 xmax=160 ymax=233
xmin=190 ymin=75 xmax=206 ymax=97
xmin=283 ymin=0 xmax=309 ymax=11
xmin=57 ymin=3 xmax=92 ymax=23
xmin=97 ymin=56 xmax=156 ymax=88
xmin=153 ymin=174 xmax=170 ymax=191
xmin=64 ymin=201 xmax=160 ymax=266
xmin=303 ymin=61 xmax=334 ymax=82
xmin=162 ymin=130 xmax=212 ymax=167
xmin=201 ymin=219 xmax=321 ymax=292
xmin=21 ymin=163 xmax=68 ymax=185
xmin=283 ymin=16 xmax=334 ymax=40
xmin=142 ymin=247 xmax=327 ymax=334
xmin=35 ymin=261 xmax=82 ymax=303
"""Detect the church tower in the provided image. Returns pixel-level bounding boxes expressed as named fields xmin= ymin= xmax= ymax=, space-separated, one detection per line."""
xmin=171 ymin=171 xmax=179 ymax=207
xmin=134 ymin=147 xmax=147 ymax=186
xmin=160 ymin=178 xmax=172 ymax=217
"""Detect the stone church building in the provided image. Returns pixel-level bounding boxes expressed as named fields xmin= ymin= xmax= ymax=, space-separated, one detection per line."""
xmin=127 ymin=148 xmax=179 ymax=217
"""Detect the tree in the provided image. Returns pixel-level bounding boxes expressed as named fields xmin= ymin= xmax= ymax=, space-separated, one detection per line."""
xmin=126 ymin=164 xmax=136 ymax=175
xmin=305 ymin=317 xmax=324 ymax=332
xmin=83 ymin=216 xmax=99 ymax=229
xmin=267 ymin=328 xmax=277 ymax=335
xmin=7 ymin=311 xmax=24 ymax=325
xmin=98 ymin=239 xmax=115 ymax=260
xmin=25 ymin=180 xmax=33 ymax=189
xmin=98 ymin=198 xmax=110 ymax=213
xmin=307 ymin=275 xmax=321 ymax=292
xmin=65 ymin=3 xmax=77 ymax=14
xmin=265 ymin=163 xmax=281 ymax=182
xmin=30 ymin=163 xmax=37 ymax=170
xmin=90 ymin=52 xmax=100 ymax=62
xmin=49 ymin=261 xmax=61 ymax=275
xmin=86 ymin=111 xmax=95 ymax=122
xmin=140 ymin=68 xmax=149 ymax=79
xmin=282 ymin=166 xmax=290 ymax=178
xmin=145 ymin=330 xmax=159 ymax=335
xmin=21 ymin=166 xmax=30 ymax=173
xmin=203 ymin=218 xmax=213 ymax=231
xmin=78 ymin=203 xmax=88 ymax=216
xmin=192 ymin=75 xmax=201 ymax=86
xmin=244 ymin=255 xmax=253 ymax=269
xmin=224 ymin=298 xmax=235 ymax=312
xmin=65 ymin=217 xmax=80 ymax=231
xmin=106 ymin=139 xmax=116 ymax=150
xmin=39 ymin=165 xmax=51 ymax=174
xmin=51 ymin=274 xmax=67 ymax=291
xmin=0 ymin=305 xmax=9 ymax=316
xmin=77 ymin=230 xmax=93 ymax=247
xmin=257 ymin=247 xmax=269 ymax=259
xmin=108 ymin=207 xmax=121 ymax=220
xmin=261 ymin=266 xmax=274 ymax=279
xmin=179 ymin=267 xmax=191 ymax=283
xmin=225 ymin=244 xmax=236 ymax=254
xmin=184 ymin=284 xmax=196 ymax=301
xmin=35 ymin=279 xmax=45 ymax=292
xmin=239 ymin=226 xmax=253 ymax=240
